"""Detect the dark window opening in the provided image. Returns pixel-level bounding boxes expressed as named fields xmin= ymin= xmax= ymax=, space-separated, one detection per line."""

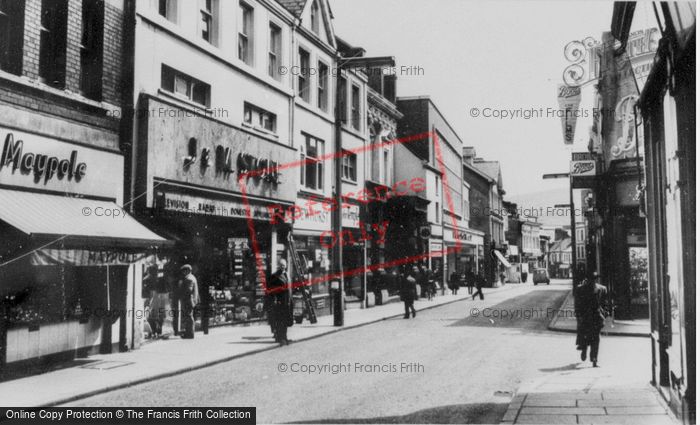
xmin=80 ymin=0 xmax=104 ymax=100
xmin=0 ymin=0 xmax=25 ymax=75
xmin=39 ymin=0 xmax=68 ymax=88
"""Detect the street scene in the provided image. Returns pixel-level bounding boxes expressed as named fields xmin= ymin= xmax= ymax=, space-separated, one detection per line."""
xmin=0 ymin=0 xmax=695 ymax=424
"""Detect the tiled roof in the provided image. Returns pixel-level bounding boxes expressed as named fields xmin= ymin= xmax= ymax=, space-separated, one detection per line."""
xmin=275 ymin=0 xmax=307 ymax=18
xmin=473 ymin=161 xmax=501 ymax=182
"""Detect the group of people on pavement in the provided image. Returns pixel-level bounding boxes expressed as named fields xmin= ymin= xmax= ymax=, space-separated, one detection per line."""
xmin=448 ymin=269 xmax=486 ymax=300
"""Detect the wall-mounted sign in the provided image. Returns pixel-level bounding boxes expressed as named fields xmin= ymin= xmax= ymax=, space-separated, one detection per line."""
xmin=293 ymin=199 xmax=331 ymax=233
xmin=0 ymin=127 xmax=123 ymax=200
xmin=444 ymin=226 xmax=484 ymax=246
xmin=571 ymin=152 xmax=598 ymax=189
xmin=342 ymin=204 xmax=360 ymax=229
xmin=158 ymin=191 xmax=291 ymax=223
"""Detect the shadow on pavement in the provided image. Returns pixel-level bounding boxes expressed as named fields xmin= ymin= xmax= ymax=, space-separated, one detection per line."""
xmin=289 ymin=402 xmax=509 ymax=424
xmin=539 ymin=363 xmax=581 ymax=372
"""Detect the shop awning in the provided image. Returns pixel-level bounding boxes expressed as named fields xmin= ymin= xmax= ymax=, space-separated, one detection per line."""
xmin=493 ymin=250 xmax=511 ymax=267
xmin=0 ymin=189 xmax=170 ymax=249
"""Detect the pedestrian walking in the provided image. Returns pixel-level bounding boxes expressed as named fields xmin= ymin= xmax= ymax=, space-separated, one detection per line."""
xmin=400 ymin=266 xmax=418 ymax=319
xmin=177 ymin=264 xmax=199 ymax=339
xmin=268 ymin=259 xmax=292 ymax=345
xmin=471 ymin=271 xmax=485 ymax=300
xmin=449 ymin=272 xmax=459 ymax=295
xmin=575 ymin=275 xmax=607 ymax=367
xmin=419 ymin=265 xmax=433 ymax=300
xmin=466 ymin=269 xmax=475 ymax=295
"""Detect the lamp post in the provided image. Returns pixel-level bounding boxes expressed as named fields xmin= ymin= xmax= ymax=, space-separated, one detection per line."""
xmin=543 ymin=173 xmax=576 ymax=290
xmin=332 ymin=55 xmax=395 ymax=327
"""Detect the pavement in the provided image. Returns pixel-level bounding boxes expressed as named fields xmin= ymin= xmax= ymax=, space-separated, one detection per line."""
xmin=0 ymin=285 xmax=518 ymax=407
xmin=548 ymin=291 xmax=651 ymax=337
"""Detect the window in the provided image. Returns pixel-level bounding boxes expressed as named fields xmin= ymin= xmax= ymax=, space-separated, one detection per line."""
xmin=338 ymin=76 xmax=347 ymax=123
xmin=298 ymin=48 xmax=310 ymax=101
xmin=310 ymin=1 xmax=319 ymax=35
xmin=199 ymin=0 xmax=214 ymax=43
xmin=341 ymin=150 xmax=357 ymax=182
xmin=238 ymin=2 xmax=253 ymax=64
xmin=0 ymin=0 xmax=25 ymax=75
xmin=317 ymin=61 xmax=328 ymax=111
xmin=243 ymin=102 xmax=277 ymax=133
xmin=80 ymin=0 xmax=104 ymax=100
xmin=158 ymin=0 xmax=176 ymax=21
xmin=435 ymin=202 xmax=440 ymax=223
xmin=161 ymin=65 xmax=211 ymax=107
xmin=268 ymin=23 xmax=281 ymax=79
xmin=301 ymin=134 xmax=324 ymax=191
xmin=351 ymin=84 xmax=360 ymax=130
xmin=383 ymin=150 xmax=390 ymax=185
xmin=39 ymin=0 xmax=68 ymax=88
xmin=435 ymin=175 xmax=439 ymax=195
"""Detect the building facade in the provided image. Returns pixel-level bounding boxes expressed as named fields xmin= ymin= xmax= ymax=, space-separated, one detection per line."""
xmin=0 ymin=0 xmax=166 ymax=368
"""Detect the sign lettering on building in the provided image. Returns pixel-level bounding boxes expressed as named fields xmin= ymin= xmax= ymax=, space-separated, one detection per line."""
xmin=1 ymin=133 xmax=87 ymax=183
xmin=571 ymin=152 xmax=598 ymax=189
xmin=557 ymin=85 xmax=582 ymax=145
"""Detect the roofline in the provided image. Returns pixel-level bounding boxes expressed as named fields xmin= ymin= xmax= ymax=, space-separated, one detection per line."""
xmin=396 ymin=96 xmax=466 ymax=148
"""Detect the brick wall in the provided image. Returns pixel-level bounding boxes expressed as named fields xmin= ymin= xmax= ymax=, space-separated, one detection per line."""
xmin=1 ymin=0 xmax=126 ymax=139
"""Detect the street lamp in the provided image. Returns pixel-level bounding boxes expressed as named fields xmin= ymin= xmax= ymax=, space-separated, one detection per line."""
xmin=542 ymin=173 xmax=577 ymax=290
xmin=332 ymin=54 xmax=396 ymax=327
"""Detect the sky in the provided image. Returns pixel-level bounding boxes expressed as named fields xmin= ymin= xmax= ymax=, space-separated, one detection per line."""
xmin=328 ymin=0 xmax=660 ymax=223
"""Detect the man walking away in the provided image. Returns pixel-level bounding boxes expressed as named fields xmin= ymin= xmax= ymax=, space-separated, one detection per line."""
xmin=268 ymin=259 xmax=292 ymax=345
xmin=466 ymin=268 xmax=475 ymax=295
xmin=471 ymin=271 xmax=485 ymax=301
xmin=178 ymin=265 xmax=199 ymax=339
xmin=575 ymin=275 xmax=607 ymax=367
xmin=400 ymin=266 xmax=418 ymax=319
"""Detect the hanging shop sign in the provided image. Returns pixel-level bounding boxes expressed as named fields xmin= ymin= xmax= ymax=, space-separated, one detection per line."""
xmin=570 ymin=152 xmax=598 ymax=189
xmin=557 ymin=85 xmax=582 ymax=145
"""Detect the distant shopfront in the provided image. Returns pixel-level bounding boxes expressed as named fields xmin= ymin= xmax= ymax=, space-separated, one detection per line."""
xmin=132 ymin=96 xmax=297 ymax=330
xmin=0 ymin=127 xmax=167 ymax=367
xmin=443 ymin=223 xmax=484 ymax=280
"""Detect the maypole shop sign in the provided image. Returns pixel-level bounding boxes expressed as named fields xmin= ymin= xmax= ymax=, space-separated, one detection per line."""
xmin=557 ymin=85 xmax=582 ymax=145
xmin=570 ymin=152 xmax=597 ymax=189
xmin=1 ymin=133 xmax=86 ymax=182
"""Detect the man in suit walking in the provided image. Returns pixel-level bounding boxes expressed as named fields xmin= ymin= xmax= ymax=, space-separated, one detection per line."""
xmin=268 ymin=259 xmax=292 ymax=345
xmin=575 ymin=274 xmax=608 ymax=367
xmin=471 ymin=270 xmax=485 ymax=300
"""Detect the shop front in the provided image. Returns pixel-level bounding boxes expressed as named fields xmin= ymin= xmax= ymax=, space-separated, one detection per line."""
xmin=292 ymin=194 xmax=333 ymax=317
xmin=443 ymin=223 xmax=484 ymax=285
xmin=132 ymin=96 xmax=297 ymax=331
xmin=0 ymin=128 xmax=168 ymax=368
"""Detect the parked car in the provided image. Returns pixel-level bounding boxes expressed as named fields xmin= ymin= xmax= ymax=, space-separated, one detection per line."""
xmin=533 ymin=268 xmax=550 ymax=285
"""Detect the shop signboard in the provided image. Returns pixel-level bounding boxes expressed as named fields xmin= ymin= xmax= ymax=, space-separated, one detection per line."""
xmin=570 ymin=152 xmax=598 ymax=189
xmin=557 ymin=85 xmax=582 ymax=145
xmin=159 ymin=191 xmax=291 ymax=222
xmin=0 ymin=127 xmax=124 ymax=201
xmin=342 ymin=204 xmax=360 ymax=229
xmin=143 ymin=97 xmax=297 ymax=207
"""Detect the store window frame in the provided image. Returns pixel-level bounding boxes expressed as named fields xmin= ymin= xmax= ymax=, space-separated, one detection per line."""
xmin=268 ymin=22 xmax=281 ymax=80
xmin=0 ymin=0 xmax=25 ymax=76
xmin=300 ymin=133 xmax=324 ymax=192
xmin=238 ymin=1 xmax=254 ymax=65
xmin=39 ymin=0 xmax=68 ymax=89
xmin=160 ymin=64 xmax=211 ymax=108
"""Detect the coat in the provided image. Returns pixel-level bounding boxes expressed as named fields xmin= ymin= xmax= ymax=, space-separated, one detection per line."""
xmin=268 ymin=270 xmax=292 ymax=326
xmin=400 ymin=275 xmax=417 ymax=302
xmin=575 ymin=282 xmax=607 ymax=345
xmin=177 ymin=273 xmax=200 ymax=308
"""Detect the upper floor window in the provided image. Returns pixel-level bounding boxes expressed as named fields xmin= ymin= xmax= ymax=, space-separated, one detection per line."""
xmin=80 ymin=0 xmax=104 ymax=100
xmin=341 ymin=150 xmax=357 ymax=182
xmin=383 ymin=149 xmax=390 ymax=186
xmin=298 ymin=48 xmax=310 ymax=102
xmin=0 ymin=0 xmax=25 ymax=76
xmin=317 ymin=61 xmax=328 ymax=111
xmin=39 ymin=0 xmax=68 ymax=88
xmin=338 ymin=76 xmax=347 ymax=123
xmin=243 ymin=102 xmax=277 ymax=134
xmin=310 ymin=1 xmax=319 ymax=35
xmin=435 ymin=202 xmax=440 ymax=224
xmin=351 ymin=84 xmax=360 ymax=130
xmin=238 ymin=2 xmax=253 ymax=64
xmin=158 ymin=0 xmax=176 ymax=22
xmin=199 ymin=0 xmax=214 ymax=43
xmin=268 ymin=23 xmax=281 ymax=79
xmin=300 ymin=134 xmax=324 ymax=191
xmin=161 ymin=65 xmax=211 ymax=107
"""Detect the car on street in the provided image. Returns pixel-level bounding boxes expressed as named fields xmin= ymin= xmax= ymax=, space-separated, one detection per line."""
xmin=532 ymin=268 xmax=550 ymax=285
